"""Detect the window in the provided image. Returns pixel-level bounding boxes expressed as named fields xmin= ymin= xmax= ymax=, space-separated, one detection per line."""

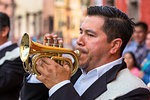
xmin=128 ymin=0 xmax=139 ymax=22
xmin=105 ymin=0 xmax=115 ymax=6
xmin=49 ymin=16 xmax=54 ymax=33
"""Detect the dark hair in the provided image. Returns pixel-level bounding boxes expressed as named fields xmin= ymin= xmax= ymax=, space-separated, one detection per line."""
xmin=135 ymin=22 xmax=148 ymax=32
xmin=124 ymin=52 xmax=137 ymax=67
xmin=87 ymin=6 xmax=135 ymax=55
xmin=0 ymin=12 xmax=10 ymax=38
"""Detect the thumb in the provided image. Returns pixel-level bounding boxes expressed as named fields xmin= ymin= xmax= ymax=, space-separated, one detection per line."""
xmin=64 ymin=64 xmax=71 ymax=72
xmin=63 ymin=64 xmax=71 ymax=76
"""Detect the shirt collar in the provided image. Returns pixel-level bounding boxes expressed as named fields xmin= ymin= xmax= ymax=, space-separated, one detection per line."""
xmin=134 ymin=40 xmax=145 ymax=46
xmin=96 ymin=57 xmax=123 ymax=78
xmin=0 ymin=41 xmax=12 ymax=51
xmin=81 ymin=57 xmax=123 ymax=78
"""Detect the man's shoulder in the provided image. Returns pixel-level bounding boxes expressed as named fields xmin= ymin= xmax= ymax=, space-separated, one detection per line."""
xmin=123 ymin=40 xmax=136 ymax=54
xmin=0 ymin=43 xmax=18 ymax=52
xmin=115 ymin=87 xmax=150 ymax=100
xmin=127 ymin=40 xmax=137 ymax=47
xmin=6 ymin=43 xmax=18 ymax=50
xmin=115 ymin=68 xmax=147 ymax=88
xmin=96 ymin=68 xmax=149 ymax=100
xmin=0 ymin=43 xmax=20 ymax=65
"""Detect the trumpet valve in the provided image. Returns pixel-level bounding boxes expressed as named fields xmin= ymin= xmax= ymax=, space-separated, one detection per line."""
xmin=46 ymin=37 xmax=51 ymax=46
xmin=53 ymin=35 xmax=57 ymax=47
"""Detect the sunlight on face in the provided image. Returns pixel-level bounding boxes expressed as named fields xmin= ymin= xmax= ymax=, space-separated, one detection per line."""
xmin=76 ymin=16 xmax=110 ymax=72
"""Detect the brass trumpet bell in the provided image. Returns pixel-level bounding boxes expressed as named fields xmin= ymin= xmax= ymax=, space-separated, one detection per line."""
xmin=20 ymin=33 xmax=80 ymax=76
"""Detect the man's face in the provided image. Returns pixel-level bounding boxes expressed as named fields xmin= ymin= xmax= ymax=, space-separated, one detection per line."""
xmin=76 ymin=16 xmax=111 ymax=72
xmin=133 ymin=26 xmax=146 ymax=43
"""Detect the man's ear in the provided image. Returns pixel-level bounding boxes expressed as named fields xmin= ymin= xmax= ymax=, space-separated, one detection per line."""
xmin=110 ymin=38 xmax=122 ymax=54
xmin=1 ymin=26 xmax=9 ymax=38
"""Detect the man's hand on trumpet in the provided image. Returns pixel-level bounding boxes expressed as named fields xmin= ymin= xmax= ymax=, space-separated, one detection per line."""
xmin=36 ymin=33 xmax=71 ymax=89
xmin=43 ymin=33 xmax=63 ymax=47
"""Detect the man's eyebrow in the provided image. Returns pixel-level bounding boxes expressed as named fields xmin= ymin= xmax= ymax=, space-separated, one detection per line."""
xmin=85 ymin=29 xmax=96 ymax=34
xmin=80 ymin=28 xmax=96 ymax=34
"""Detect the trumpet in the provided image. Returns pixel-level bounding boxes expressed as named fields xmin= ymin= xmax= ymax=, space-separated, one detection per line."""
xmin=20 ymin=33 xmax=80 ymax=76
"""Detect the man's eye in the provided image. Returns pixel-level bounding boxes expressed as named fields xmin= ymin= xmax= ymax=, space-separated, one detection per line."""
xmin=87 ymin=33 xmax=94 ymax=37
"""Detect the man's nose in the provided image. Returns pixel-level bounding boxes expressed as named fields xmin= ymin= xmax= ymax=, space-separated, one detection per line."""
xmin=76 ymin=34 xmax=84 ymax=46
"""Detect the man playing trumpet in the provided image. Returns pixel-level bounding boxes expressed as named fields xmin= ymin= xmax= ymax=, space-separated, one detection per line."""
xmin=21 ymin=6 xmax=150 ymax=100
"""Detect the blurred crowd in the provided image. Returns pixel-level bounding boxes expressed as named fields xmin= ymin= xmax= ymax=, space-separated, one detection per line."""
xmin=123 ymin=22 xmax=150 ymax=90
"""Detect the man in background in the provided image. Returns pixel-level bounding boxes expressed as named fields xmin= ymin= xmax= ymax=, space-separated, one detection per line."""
xmin=123 ymin=22 xmax=149 ymax=69
xmin=0 ymin=12 xmax=25 ymax=100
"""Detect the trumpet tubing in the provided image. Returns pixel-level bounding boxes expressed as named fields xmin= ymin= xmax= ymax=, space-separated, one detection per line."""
xmin=20 ymin=33 xmax=80 ymax=76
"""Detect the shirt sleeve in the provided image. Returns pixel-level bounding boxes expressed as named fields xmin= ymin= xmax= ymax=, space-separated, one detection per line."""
xmin=27 ymin=74 xmax=42 ymax=83
xmin=49 ymin=80 xmax=71 ymax=96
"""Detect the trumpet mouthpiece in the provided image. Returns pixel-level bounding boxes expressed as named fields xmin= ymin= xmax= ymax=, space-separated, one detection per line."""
xmin=74 ymin=50 xmax=80 ymax=57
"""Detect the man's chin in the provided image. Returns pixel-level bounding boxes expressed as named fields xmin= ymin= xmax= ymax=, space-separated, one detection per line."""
xmin=79 ymin=63 xmax=84 ymax=68
xmin=79 ymin=62 xmax=88 ymax=69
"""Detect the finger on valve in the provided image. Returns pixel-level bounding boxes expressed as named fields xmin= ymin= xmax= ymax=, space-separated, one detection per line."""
xmin=43 ymin=33 xmax=58 ymax=46
xmin=58 ymin=38 xmax=63 ymax=48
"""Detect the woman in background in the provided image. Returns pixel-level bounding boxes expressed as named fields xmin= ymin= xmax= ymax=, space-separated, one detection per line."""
xmin=124 ymin=52 xmax=140 ymax=77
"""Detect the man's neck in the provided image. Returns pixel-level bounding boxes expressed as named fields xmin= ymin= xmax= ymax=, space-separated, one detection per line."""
xmin=135 ymin=41 xmax=144 ymax=45
xmin=84 ymin=55 xmax=121 ymax=73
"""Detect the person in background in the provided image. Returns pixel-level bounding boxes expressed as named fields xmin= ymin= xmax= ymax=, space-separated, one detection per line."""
xmin=124 ymin=52 xmax=140 ymax=77
xmin=21 ymin=6 xmax=150 ymax=100
xmin=0 ymin=12 xmax=25 ymax=100
xmin=139 ymin=32 xmax=150 ymax=85
xmin=123 ymin=22 xmax=149 ymax=69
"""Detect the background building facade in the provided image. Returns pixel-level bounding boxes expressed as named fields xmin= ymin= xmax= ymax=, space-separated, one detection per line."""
xmin=14 ymin=0 xmax=43 ymax=42
xmin=103 ymin=0 xmax=150 ymax=31
xmin=0 ymin=0 xmax=150 ymax=48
